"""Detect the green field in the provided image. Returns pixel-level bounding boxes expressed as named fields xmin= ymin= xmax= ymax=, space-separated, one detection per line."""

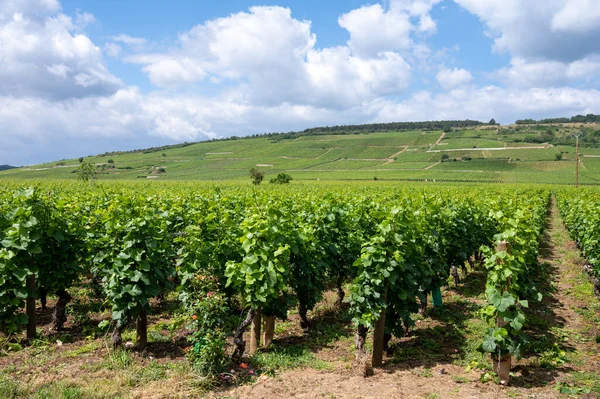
xmin=2 ymin=124 xmax=599 ymax=184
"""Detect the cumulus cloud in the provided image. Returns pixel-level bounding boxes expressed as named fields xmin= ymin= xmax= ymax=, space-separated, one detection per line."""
xmin=454 ymin=0 xmax=600 ymax=62
xmin=0 ymin=0 xmax=61 ymax=19
xmin=436 ymin=67 xmax=473 ymax=89
xmin=454 ymin=0 xmax=600 ymax=89
xmin=552 ymin=0 xmax=600 ymax=33
xmin=373 ymin=86 xmax=600 ymax=124
xmin=128 ymin=6 xmax=413 ymax=108
xmin=495 ymin=57 xmax=600 ymax=88
xmin=338 ymin=0 xmax=442 ymax=57
xmin=0 ymin=2 xmax=122 ymax=99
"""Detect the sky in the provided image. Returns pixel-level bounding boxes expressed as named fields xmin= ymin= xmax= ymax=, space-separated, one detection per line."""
xmin=1 ymin=0 xmax=599 ymax=165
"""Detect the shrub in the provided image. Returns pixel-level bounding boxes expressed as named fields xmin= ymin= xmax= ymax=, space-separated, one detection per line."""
xmin=185 ymin=275 xmax=230 ymax=376
xmin=250 ymin=168 xmax=264 ymax=185
xmin=270 ymin=172 xmax=292 ymax=184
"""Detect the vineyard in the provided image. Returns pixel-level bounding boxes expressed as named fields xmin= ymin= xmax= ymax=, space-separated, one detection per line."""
xmin=0 ymin=181 xmax=599 ymax=398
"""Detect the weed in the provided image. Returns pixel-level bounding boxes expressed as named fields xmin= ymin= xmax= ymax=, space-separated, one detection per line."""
xmin=102 ymin=348 xmax=134 ymax=370
xmin=252 ymin=344 xmax=331 ymax=376
xmin=0 ymin=376 xmax=25 ymax=398
xmin=64 ymin=341 xmax=101 ymax=357
xmin=539 ymin=344 xmax=568 ymax=369
xmin=30 ymin=382 xmax=84 ymax=399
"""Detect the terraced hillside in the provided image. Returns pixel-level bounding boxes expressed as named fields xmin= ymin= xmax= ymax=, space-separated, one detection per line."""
xmin=2 ymin=123 xmax=600 ymax=184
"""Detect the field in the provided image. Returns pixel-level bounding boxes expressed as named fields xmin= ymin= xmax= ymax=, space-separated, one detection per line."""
xmin=2 ymin=123 xmax=600 ymax=185
xmin=0 ymin=181 xmax=599 ymax=399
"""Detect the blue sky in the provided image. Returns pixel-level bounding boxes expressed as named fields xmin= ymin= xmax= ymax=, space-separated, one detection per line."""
xmin=1 ymin=0 xmax=599 ymax=165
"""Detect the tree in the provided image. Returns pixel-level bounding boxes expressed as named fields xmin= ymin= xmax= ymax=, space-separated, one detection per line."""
xmin=555 ymin=153 xmax=563 ymax=161
xmin=75 ymin=160 xmax=98 ymax=183
xmin=270 ymin=173 xmax=292 ymax=184
xmin=249 ymin=168 xmax=264 ymax=185
xmin=489 ymin=118 xmax=497 ymax=125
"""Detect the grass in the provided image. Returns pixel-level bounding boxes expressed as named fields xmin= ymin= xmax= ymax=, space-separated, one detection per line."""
xmin=252 ymin=344 xmax=332 ymax=376
xmin=1 ymin=126 xmax=596 ymax=185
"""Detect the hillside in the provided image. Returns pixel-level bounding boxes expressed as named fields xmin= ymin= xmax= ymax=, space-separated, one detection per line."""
xmin=2 ymin=122 xmax=600 ymax=184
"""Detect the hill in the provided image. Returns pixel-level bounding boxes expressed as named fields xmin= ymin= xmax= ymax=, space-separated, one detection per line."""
xmin=0 ymin=165 xmax=17 ymax=171
xmin=2 ymin=120 xmax=600 ymax=184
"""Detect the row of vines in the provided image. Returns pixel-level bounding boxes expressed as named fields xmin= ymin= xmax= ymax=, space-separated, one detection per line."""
xmin=557 ymin=188 xmax=600 ymax=296
xmin=0 ymin=182 xmax=550 ymax=382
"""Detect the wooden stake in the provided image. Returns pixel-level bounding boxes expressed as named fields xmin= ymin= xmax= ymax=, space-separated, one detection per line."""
xmin=262 ymin=315 xmax=275 ymax=348
xmin=136 ymin=306 xmax=148 ymax=349
xmin=372 ymin=283 xmax=388 ymax=367
xmin=249 ymin=307 xmax=262 ymax=355
xmin=26 ymin=274 xmax=36 ymax=340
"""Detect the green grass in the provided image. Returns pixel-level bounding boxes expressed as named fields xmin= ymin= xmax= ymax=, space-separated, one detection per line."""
xmin=251 ymin=344 xmax=332 ymax=376
xmin=0 ymin=126 xmax=595 ymax=185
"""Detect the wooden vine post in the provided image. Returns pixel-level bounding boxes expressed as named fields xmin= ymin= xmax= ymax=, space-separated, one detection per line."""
xmin=136 ymin=305 xmax=148 ymax=349
xmin=262 ymin=315 xmax=275 ymax=348
xmin=249 ymin=307 xmax=262 ymax=355
xmin=371 ymin=283 xmax=389 ymax=367
xmin=494 ymin=241 xmax=511 ymax=385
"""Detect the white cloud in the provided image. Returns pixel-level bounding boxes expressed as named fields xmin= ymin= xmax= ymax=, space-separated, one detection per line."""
xmin=552 ymin=0 xmax=600 ymax=33
xmin=436 ymin=67 xmax=473 ymax=89
xmin=104 ymin=42 xmax=122 ymax=57
xmin=454 ymin=0 xmax=600 ymax=62
xmin=111 ymin=34 xmax=147 ymax=46
xmin=128 ymin=6 xmax=413 ymax=108
xmin=0 ymin=0 xmax=61 ymax=20
xmin=455 ymin=1 xmax=600 ymax=89
xmin=495 ymin=57 xmax=600 ymax=88
xmin=338 ymin=0 xmax=442 ymax=58
xmin=338 ymin=5 xmax=412 ymax=57
xmin=373 ymin=86 xmax=600 ymax=124
xmin=304 ymin=48 xmax=411 ymax=108
xmin=0 ymin=3 xmax=121 ymax=99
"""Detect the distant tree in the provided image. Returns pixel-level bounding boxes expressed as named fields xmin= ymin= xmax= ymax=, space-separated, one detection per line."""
xmin=269 ymin=173 xmax=292 ymax=184
xmin=107 ymin=159 xmax=114 ymax=164
xmin=249 ymin=168 xmax=264 ymax=185
xmin=78 ymin=157 xmax=84 ymax=163
xmin=441 ymin=154 xmax=450 ymax=162
xmin=555 ymin=153 xmax=563 ymax=161
xmin=489 ymin=118 xmax=497 ymax=125
xmin=75 ymin=160 xmax=98 ymax=183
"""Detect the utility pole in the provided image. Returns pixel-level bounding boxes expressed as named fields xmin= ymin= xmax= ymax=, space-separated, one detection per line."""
xmin=574 ymin=132 xmax=581 ymax=188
